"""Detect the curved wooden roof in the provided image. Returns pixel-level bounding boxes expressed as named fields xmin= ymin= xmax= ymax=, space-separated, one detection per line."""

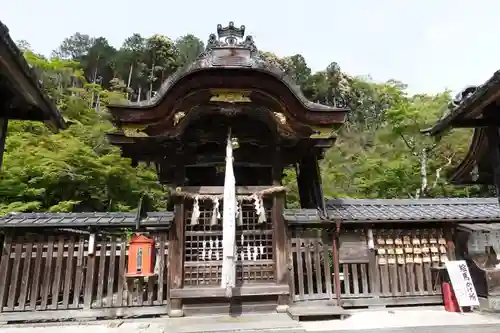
xmin=0 ymin=21 xmax=65 ymax=130
xmin=447 ymin=128 xmax=493 ymax=185
xmin=423 ymin=71 xmax=500 ymax=137
xmin=107 ymin=22 xmax=349 ymax=131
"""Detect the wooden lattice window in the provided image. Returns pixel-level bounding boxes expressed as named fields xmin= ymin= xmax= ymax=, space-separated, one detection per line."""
xmin=184 ymin=200 xmax=274 ymax=286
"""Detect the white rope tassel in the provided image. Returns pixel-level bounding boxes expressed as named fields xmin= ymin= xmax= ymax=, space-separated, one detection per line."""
xmin=210 ymin=198 xmax=220 ymax=226
xmin=154 ymin=245 xmax=161 ymax=275
xmin=221 ymin=128 xmax=237 ymax=298
xmin=190 ymin=196 xmax=200 ymax=225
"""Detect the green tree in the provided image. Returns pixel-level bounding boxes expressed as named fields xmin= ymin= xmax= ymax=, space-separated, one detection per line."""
xmin=144 ymin=34 xmax=178 ymax=99
xmin=0 ymin=53 xmax=166 ymax=214
xmin=175 ymin=34 xmax=204 ymax=67
xmin=1 ymin=32 xmax=485 ymax=215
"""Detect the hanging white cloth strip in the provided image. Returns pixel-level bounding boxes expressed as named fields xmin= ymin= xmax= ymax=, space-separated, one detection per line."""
xmin=190 ymin=196 xmax=200 ymax=225
xmin=210 ymin=198 xmax=220 ymax=226
xmin=236 ymin=200 xmax=243 ymax=226
xmin=258 ymin=197 xmax=267 ymax=223
xmin=252 ymin=194 xmax=261 ymax=216
xmin=221 ymin=129 xmax=237 ymax=298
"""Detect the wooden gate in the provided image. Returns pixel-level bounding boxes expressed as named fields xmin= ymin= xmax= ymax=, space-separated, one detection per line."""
xmin=183 ymin=199 xmax=274 ymax=286
xmin=290 ymin=229 xmax=334 ymax=301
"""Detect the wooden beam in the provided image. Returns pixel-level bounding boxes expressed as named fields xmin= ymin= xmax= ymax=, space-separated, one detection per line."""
xmin=175 ymin=186 xmax=277 ymax=195
xmin=0 ymin=118 xmax=7 ymax=170
xmin=0 ymin=306 xmax=167 ymax=322
xmin=453 ymin=118 xmax=500 ymax=128
xmin=170 ymin=284 xmax=289 ymax=298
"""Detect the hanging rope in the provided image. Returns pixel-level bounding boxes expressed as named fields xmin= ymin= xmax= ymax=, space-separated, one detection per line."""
xmin=171 ymin=185 xmax=287 ymax=201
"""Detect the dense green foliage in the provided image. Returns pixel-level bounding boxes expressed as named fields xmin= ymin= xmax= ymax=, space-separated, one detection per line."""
xmin=0 ymin=33 xmax=486 ymax=213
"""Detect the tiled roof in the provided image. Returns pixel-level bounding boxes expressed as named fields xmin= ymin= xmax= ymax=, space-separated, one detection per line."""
xmin=458 ymin=223 xmax=500 ymax=232
xmin=0 ymin=212 xmax=173 ymax=228
xmin=423 ymin=71 xmax=500 ymax=136
xmin=283 ymin=209 xmax=320 ymax=224
xmin=285 ymin=198 xmax=500 ymax=224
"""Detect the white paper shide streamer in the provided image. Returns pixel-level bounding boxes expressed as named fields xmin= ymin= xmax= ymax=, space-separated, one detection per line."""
xmin=221 ymin=129 xmax=237 ymax=298
xmin=190 ymin=196 xmax=200 ymax=225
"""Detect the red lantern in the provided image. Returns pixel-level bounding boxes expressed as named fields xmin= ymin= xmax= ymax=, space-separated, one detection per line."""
xmin=125 ymin=233 xmax=156 ymax=277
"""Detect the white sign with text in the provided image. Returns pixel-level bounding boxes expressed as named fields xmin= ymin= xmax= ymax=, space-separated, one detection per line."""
xmin=445 ymin=260 xmax=479 ymax=307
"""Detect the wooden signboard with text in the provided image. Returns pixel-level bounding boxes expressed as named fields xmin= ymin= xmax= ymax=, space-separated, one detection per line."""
xmin=445 ymin=260 xmax=479 ymax=308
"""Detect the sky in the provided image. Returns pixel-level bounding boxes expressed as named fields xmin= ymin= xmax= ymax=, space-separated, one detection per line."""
xmin=1 ymin=0 xmax=499 ymax=95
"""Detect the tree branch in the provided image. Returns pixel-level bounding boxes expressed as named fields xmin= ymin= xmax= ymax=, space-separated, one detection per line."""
xmin=400 ymin=134 xmax=417 ymax=156
xmin=431 ymin=154 xmax=454 ymax=189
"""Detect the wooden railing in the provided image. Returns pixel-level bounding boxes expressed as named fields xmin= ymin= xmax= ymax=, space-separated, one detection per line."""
xmin=375 ymin=260 xmax=440 ymax=297
xmin=0 ymin=222 xmax=449 ymax=321
xmin=290 ymin=229 xmax=333 ymax=301
xmin=0 ymin=230 xmax=169 ymax=318
xmin=341 ymin=262 xmax=372 ymax=297
xmin=290 ymin=227 xmax=445 ymax=306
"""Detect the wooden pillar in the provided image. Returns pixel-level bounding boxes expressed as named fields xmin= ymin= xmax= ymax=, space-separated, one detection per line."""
xmin=168 ymin=151 xmax=186 ymax=317
xmin=297 ymin=153 xmax=327 ymax=215
xmin=331 ymin=222 xmax=342 ymax=307
xmin=168 ymin=198 xmax=185 ymax=317
xmin=272 ymin=192 xmax=288 ymax=312
xmin=486 ymin=126 xmax=500 ymax=204
xmin=483 ymin=105 xmax=500 ymax=204
xmin=297 ymin=159 xmax=314 ymax=209
xmin=272 ymin=144 xmax=289 ymax=312
xmin=0 ymin=118 xmax=8 ymax=170
xmin=445 ymin=228 xmax=457 ymax=261
xmin=310 ymin=153 xmax=327 ymax=216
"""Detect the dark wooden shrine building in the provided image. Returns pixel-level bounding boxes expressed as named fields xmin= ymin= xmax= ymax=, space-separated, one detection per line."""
xmin=106 ymin=22 xmax=348 ymax=210
xmin=106 ymin=21 xmax=348 ymax=316
xmin=424 ymin=72 xmax=500 ymax=189
xmin=0 ymin=20 xmax=66 ymax=169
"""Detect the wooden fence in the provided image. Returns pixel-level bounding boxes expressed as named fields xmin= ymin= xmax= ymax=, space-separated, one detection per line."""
xmin=0 ymin=223 xmax=449 ymax=322
xmin=290 ymin=227 xmax=444 ymax=307
xmin=0 ymin=230 xmax=169 ymax=321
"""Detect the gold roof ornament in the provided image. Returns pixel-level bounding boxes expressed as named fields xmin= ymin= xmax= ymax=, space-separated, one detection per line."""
xmin=309 ymin=126 xmax=334 ymax=139
xmin=122 ymin=125 xmax=148 ymax=137
xmin=174 ymin=112 xmax=186 ymax=125
xmin=273 ymin=112 xmax=287 ymax=125
xmin=210 ymin=90 xmax=251 ymax=103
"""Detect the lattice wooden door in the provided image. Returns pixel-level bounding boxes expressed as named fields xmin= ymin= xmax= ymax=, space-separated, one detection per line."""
xmin=183 ymin=200 xmax=274 ymax=286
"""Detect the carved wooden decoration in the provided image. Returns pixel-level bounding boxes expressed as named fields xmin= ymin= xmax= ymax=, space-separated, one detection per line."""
xmin=210 ymin=90 xmax=252 ymax=103
xmin=273 ymin=112 xmax=287 ymax=124
xmin=174 ymin=112 xmax=186 ymax=125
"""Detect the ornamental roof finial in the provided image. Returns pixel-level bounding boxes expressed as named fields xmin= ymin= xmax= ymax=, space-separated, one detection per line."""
xmin=217 ymin=21 xmax=245 ymax=43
